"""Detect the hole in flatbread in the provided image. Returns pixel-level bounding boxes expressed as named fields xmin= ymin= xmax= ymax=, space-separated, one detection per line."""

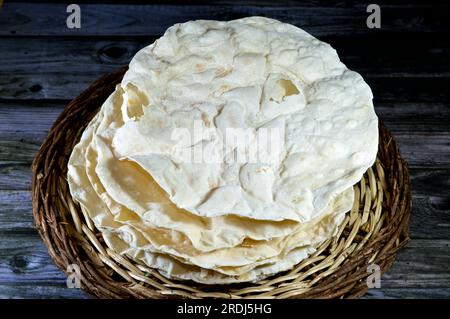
xmin=264 ymin=77 xmax=301 ymax=104
xmin=125 ymin=83 xmax=149 ymax=121
xmin=278 ymin=79 xmax=300 ymax=98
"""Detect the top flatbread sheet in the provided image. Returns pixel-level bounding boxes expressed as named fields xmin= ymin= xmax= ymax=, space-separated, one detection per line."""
xmin=112 ymin=16 xmax=378 ymax=223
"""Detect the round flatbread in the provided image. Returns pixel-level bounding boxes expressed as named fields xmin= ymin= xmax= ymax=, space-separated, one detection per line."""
xmin=113 ymin=17 xmax=378 ymax=223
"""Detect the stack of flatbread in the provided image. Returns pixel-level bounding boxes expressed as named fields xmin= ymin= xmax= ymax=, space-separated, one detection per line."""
xmin=67 ymin=17 xmax=378 ymax=284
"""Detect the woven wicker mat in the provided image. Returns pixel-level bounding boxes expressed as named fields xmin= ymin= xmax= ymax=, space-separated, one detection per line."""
xmin=32 ymin=68 xmax=411 ymax=299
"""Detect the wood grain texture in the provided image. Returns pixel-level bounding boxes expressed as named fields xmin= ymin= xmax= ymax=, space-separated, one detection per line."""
xmin=0 ymin=285 xmax=90 ymax=299
xmin=1 ymin=231 xmax=449 ymax=298
xmin=0 ymin=1 xmax=449 ymax=299
xmin=2 ymin=186 xmax=449 ymax=239
xmin=1 ymin=34 xmax=449 ymax=100
xmin=2 ymin=102 xmax=449 ymax=168
xmin=1 ymin=2 xmax=449 ymax=37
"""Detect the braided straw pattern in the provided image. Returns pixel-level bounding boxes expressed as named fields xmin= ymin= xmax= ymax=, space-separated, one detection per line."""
xmin=32 ymin=68 xmax=411 ymax=299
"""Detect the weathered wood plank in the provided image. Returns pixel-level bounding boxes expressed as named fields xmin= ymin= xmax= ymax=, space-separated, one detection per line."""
xmin=0 ymin=33 xmax=449 ymax=100
xmin=364 ymin=288 xmax=450 ymax=299
xmin=0 ymin=103 xmax=64 ymax=144
xmin=2 ymin=101 xmax=449 ymax=167
xmin=1 ymin=2 xmax=449 ymax=37
xmin=2 ymin=100 xmax=448 ymax=120
xmin=384 ymin=240 xmax=450 ymax=279
xmin=386 ymin=133 xmax=450 ymax=168
xmin=6 ymin=0 xmax=449 ymax=5
xmin=7 ymin=179 xmax=450 ymax=240
xmin=0 ymin=231 xmax=448 ymax=298
xmin=4 ymin=101 xmax=449 ymax=124
xmin=5 ymin=0 xmax=450 ymax=4
xmin=410 ymin=168 xmax=450 ymax=199
xmin=0 ymin=140 xmax=41 ymax=164
xmin=1 ymin=167 xmax=449 ymax=238
xmin=0 ymin=285 xmax=89 ymax=299
xmin=1 ymin=33 xmax=448 ymax=76
xmin=0 ymin=164 xmax=30 ymax=190
xmin=0 ymin=131 xmax=449 ymax=182
xmin=3 ymin=70 xmax=449 ymax=101
xmin=3 ymin=189 xmax=450 ymax=240
xmin=2 ymin=283 xmax=449 ymax=299
xmin=0 ymin=232 xmax=69 ymax=285
xmin=409 ymin=196 xmax=450 ymax=241
xmin=0 ymin=191 xmax=35 ymax=231
xmin=2 ymin=131 xmax=441 ymax=170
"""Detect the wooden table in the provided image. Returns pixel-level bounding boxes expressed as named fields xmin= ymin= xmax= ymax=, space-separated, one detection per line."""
xmin=0 ymin=1 xmax=449 ymax=299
